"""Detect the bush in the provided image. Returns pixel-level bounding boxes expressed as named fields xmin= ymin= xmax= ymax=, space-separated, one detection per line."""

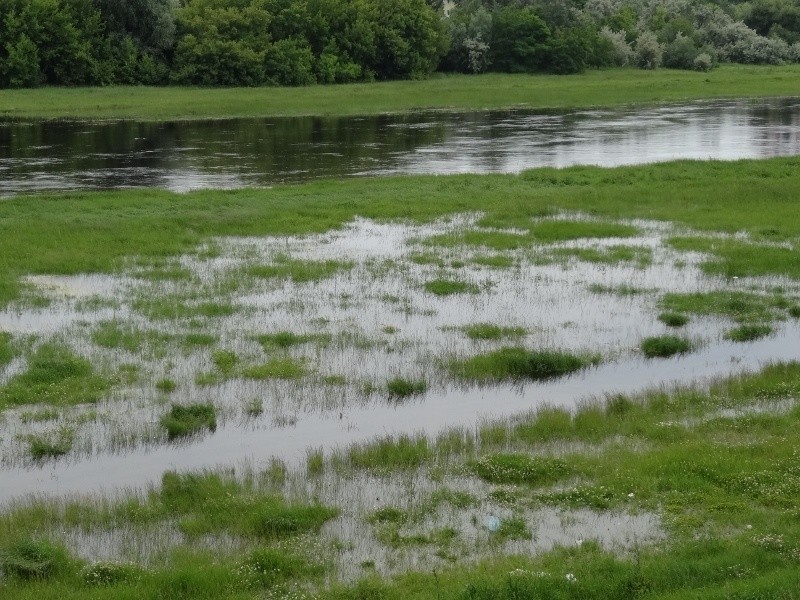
xmin=264 ymin=38 xmax=315 ymax=86
xmin=490 ymin=6 xmax=551 ymax=72
xmin=663 ymin=32 xmax=699 ymax=69
xmin=599 ymin=26 xmax=633 ymax=66
xmin=693 ymin=52 xmax=714 ymax=71
xmin=635 ymin=30 xmax=663 ymax=69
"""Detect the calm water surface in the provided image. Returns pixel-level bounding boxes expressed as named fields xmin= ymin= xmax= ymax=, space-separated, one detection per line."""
xmin=2 ymin=97 xmax=800 ymax=195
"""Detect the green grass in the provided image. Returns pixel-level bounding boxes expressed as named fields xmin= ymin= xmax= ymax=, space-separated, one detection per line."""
xmin=0 ymin=331 xmax=13 ymax=367
xmin=461 ymin=323 xmax=527 ymax=341
xmin=472 ymin=454 xmax=571 ymax=486
xmin=449 ymin=347 xmax=596 ymax=382
xmin=91 ymin=321 xmax=171 ymax=354
xmin=725 ymin=324 xmax=773 ymax=342
xmin=342 ymin=434 xmax=431 ymax=472
xmin=0 ymin=344 xmax=112 ymax=411
xmin=424 ymin=279 xmax=480 ymax=296
xmin=425 ymin=230 xmax=531 ymax=250
xmin=658 ymin=311 xmax=689 ymax=327
xmin=552 ymin=245 xmax=652 ymax=267
xmin=155 ymin=378 xmax=177 ymax=393
xmin=255 ymin=331 xmax=330 ymax=350
xmin=660 ymin=291 xmax=792 ymax=323
xmin=528 ymin=220 xmax=637 ymax=242
xmin=669 ymin=236 xmax=800 ymax=279
xmin=640 ymin=335 xmax=693 ymax=358
xmin=242 ymin=357 xmax=307 ymax=380
xmin=160 ymin=403 xmax=217 ymax=439
xmin=387 ymin=377 xmax=427 ymax=399
xmin=4 ymin=158 xmax=800 ymax=308
xmin=26 ymin=426 xmax=75 ymax=460
xmin=3 ymin=66 xmax=800 ymax=120
xmin=246 ymin=255 xmax=352 ymax=283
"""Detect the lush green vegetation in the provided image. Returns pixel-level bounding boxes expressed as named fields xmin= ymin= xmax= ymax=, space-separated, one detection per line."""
xmin=3 ymin=157 xmax=800 ymax=309
xmin=2 ymin=0 xmax=800 ymax=90
xmin=640 ymin=335 xmax=693 ymax=358
xmin=449 ymin=347 xmax=596 ymax=381
xmin=161 ymin=403 xmax=217 ymax=439
xmin=0 ymin=344 xmax=112 ymax=410
xmin=387 ymin=377 xmax=428 ymax=399
xmin=1 ymin=65 xmax=800 ymax=119
xmin=460 ymin=323 xmax=527 ymax=341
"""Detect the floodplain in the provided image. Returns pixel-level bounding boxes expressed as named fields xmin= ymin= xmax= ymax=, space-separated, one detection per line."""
xmin=1 ymin=157 xmax=800 ymax=598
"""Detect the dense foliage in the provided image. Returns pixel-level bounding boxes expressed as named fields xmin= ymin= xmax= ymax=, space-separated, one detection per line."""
xmin=1 ymin=0 xmax=799 ymax=87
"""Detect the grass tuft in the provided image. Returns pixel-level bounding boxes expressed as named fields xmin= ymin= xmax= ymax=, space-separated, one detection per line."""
xmin=242 ymin=357 xmax=307 ymax=380
xmin=472 ymin=453 xmax=571 ymax=486
xmin=161 ymin=403 xmax=217 ymax=439
xmin=658 ymin=312 xmax=689 ymax=327
xmin=0 ymin=344 xmax=111 ymax=411
xmin=725 ymin=324 xmax=773 ymax=342
xmin=449 ymin=347 xmax=595 ymax=381
xmin=246 ymin=255 xmax=352 ymax=283
xmin=641 ymin=335 xmax=692 ymax=358
xmin=462 ymin=323 xmax=526 ymax=340
xmin=424 ymin=279 xmax=480 ymax=296
xmin=387 ymin=377 xmax=427 ymax=399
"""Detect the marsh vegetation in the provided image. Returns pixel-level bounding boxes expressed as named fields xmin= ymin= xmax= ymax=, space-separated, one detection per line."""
xmin=1 ymin=158 xmax=800 ymax=598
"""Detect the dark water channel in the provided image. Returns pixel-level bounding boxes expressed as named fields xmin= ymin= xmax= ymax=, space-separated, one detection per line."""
xmin=2 ymin=97 xmax=800 ymax=195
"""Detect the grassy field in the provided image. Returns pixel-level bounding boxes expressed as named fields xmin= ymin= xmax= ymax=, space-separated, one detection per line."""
xmin=1 ymin=65 xmax=799 ymax=120
xmin=2 ymin=157 xmax=799 ymax=307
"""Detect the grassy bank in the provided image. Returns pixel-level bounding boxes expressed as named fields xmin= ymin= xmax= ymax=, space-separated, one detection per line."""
xmin=1 ymin=65 xmax=799 ymax=121
xmin=2 ymin=157 xmax=799 ymax=307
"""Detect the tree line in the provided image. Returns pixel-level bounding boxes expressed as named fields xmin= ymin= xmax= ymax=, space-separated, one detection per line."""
xmin=1 ymin=0 xmax=799 ymax=88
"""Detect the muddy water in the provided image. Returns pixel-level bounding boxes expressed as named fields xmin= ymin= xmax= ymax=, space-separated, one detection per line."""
xmin=2 ymin=97 xmax=800 ymax=195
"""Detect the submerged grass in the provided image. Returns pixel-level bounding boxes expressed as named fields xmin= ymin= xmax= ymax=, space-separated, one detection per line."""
xmin=242 ymin=357 xmax=307 ymax=380
xmin=0 ymin=344 xmax=111 ymax=411
xmin=725 ymin=323 xmax=773 ymax=342
xmin=449 ymin=347 xmax=596 ymax=382
xmin=387 ymin=377 xmax=427 ymax=399
xmin=246 ymin=255 xmax=353 ymax=283
xmin=461 ymin=323 xmax=527 ymax=341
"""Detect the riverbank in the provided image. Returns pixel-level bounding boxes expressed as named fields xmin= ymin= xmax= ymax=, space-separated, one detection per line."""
xmin=1 ymin=66 xmax=799 ymax=121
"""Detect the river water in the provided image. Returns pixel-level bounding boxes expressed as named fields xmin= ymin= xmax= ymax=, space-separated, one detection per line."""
xmin=2 ymin=97 xmax=800 ymax=195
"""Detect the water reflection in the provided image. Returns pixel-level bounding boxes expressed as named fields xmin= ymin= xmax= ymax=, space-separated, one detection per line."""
xmin=1 ymin=97 xmax=799 ymax=195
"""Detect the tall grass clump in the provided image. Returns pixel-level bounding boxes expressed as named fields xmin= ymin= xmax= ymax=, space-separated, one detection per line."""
xmin=424 ymin=279 xmax=480 ymax=296
xmin=658 ymin=312 xmax=689 ymax=327
xmin=159 ymin=472 xmax=338 ymax=539
xmin=462 ymin=323 xmax=526 ymax=340
xmin=161 ymin=403 xmax=217 ymax=439
xmin=345 ymin=435 xmax=431 ymax=471
xmin=725 ymin=324 xmax=773 ymax=342
xmin=641 ymin=335 xmax=692 ymax=358
xmin=387 ymin=377 xmax=427 ymax=399
xmin=0 ymin=343 xmax=111 ymax=410
xmin=0 ymin=331 xmax=13 ymax=367
xmin=449 ymin=347 xmax=595 ymax=381
xmin=27 ymin=427 xmax=75 ymax=460
xmin=472 ymin=454 xmax=571 ymax=486
xmin=0 ymin=538 xmax=72 ymax=581
xmin=242 ymin=357 xmax=307 ymax=380
xmin=660 ymin=291 xmax=790 ymax=323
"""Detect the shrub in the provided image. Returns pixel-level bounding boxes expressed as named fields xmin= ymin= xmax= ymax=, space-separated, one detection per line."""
xmin=635 ymin=31 xmax=664 ymax=69
xmin=693 ymin=51 xmax=714 ymax=71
